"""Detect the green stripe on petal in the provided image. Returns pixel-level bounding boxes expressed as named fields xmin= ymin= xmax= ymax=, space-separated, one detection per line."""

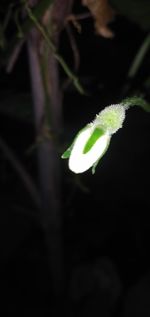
xmin=83 ymin=128 xmax=105 ymax=154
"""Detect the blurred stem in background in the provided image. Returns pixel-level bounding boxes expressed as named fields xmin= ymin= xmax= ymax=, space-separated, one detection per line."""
xmin=1 ymin=0 xmax=83 ymax=298
xmin=122 ymin=32 xmax=150 ymax=96
xmin=128 ymin=32 xmax=150 ymax=79
xmin=26 ymin=0 xmax=74 ymax=296
xmin=1 ymin=0 xmax=150 ymax=303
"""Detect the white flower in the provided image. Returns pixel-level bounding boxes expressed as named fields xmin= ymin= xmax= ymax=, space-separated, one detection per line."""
xmin=62 ymin=103 xmax=126 ymax=174
xmin=68 ymin=125 xmax=110 ymax=174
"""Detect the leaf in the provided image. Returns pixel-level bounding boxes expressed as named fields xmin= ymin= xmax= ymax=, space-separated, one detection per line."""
xmin=82 ymin=0 xmax=116 ymax=38
xmin=110 ymin=0 xmax=150 ymax=30
xmin=83 ymin=127 xmax=104 ymax=154
xmin=61 ymin=145 xmax=73 ymax=159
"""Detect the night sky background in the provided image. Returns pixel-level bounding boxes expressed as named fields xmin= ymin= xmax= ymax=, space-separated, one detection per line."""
xmin=0 ymin=0 xmax=150 ymax=315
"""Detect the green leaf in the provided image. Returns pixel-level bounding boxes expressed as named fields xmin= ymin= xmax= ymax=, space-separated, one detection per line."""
xmin=83 ymin=128 xmax=104 ymax=154
xmin=61 ymin=145 xmax=73 ymax=159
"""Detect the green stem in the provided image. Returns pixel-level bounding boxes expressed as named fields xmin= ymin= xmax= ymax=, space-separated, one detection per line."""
xmin=21 ymin=0 xmax=54 ymax=34
xmin=24 ymin=1 xmax=85 ymax=95
xmin=6 ymin=0 xmax=54 ymax=65
xmin=128 ymin=33 xmax=150 ymax=78
xmin=14 ymin=8 xmax=24 ymax=38
xmin=122 ymin=96 xmax=150 ymax=112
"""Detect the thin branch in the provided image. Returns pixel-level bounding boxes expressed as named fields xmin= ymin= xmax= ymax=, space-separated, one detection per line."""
xmin=5 ymin=0 xmax=54 ymax=64
xmin=62 ymin=24 xmax=80 ymax=91
xmin=3 ymin=3 xmax=14 ymax=30
xmin=7 ymin=39 xmax=24 ymax=72
xmin=67 ymin=12 xmax=91 ymax=22
xmin=128 ymin=33 xmax=150 ymax=79
xmin=66 ymin=12 xmax=91 ymax=32
xmin=24 ymin=1 xmax=86 ymax=95
xmin=66 ymin=24 xmax=80 ymax=71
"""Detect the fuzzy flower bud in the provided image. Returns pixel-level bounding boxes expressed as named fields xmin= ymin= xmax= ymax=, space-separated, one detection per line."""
xmin=62 ymin=103 xmax=127 ymax=174
xmin=94 ymin=104 xmax=126 ymax=134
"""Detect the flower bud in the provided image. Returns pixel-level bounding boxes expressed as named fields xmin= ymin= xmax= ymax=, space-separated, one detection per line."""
xmin=94 ymin=104 xmax=126 ymax=134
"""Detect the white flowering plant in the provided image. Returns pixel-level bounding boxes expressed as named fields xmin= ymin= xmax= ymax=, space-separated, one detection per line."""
xmin=62 ymin=97 xmax=150 ymax=174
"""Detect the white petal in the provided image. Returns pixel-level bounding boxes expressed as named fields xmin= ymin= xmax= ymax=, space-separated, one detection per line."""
xmin=69 ymin=127 xmax=110 ymax=174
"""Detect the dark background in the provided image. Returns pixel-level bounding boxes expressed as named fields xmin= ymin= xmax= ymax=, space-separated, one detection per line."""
xmin=0 ymin=1 xmax=150 ymax=315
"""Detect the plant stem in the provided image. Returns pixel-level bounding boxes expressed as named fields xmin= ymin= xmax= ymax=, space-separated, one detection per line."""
xmin=122 ymin=96 xmax=150 ymax=112
xmin=24 ymin=1 xmax=85 ymax=95
xmin=128 ymin=32 xmax=150 ymax=79
xmin=27 ymin=26 xmax=63 ymax=295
